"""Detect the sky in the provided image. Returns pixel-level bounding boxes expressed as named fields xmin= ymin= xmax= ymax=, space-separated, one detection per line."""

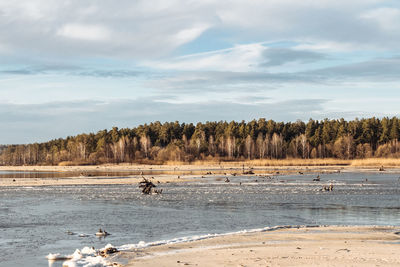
xmin=1 ymin=0 xmax=400 ymax=144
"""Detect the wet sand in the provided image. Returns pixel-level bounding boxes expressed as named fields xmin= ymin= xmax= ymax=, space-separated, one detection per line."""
xmin=0 ymin=174 xmax=195 ymax=187
xmin=123 ymin=226 xmax=400 ymax=267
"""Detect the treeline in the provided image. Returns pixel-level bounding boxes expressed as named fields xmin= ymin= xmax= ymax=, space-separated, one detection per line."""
xmin=1 ymin=117 xmax=400 ymax=166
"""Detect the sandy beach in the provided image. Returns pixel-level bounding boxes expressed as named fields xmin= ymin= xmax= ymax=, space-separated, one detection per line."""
xmin=122 ymin=226 xmax=400 ymax=267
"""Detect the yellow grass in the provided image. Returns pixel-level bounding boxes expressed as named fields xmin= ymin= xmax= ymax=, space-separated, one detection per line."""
xmin=58 ymin=161 xmax=76 ymax=166
xmin=350 ymin=158 xmax=400 ymax=167
xmin=58 ymin=160 xmax=93 ymax=166
xmin=165 ymin=158 xmax=400 ymax=167
xmin=164 ymin=158 xmax=350 ymax=166
xmin=57 ymin=158 xmax=400 ymax=168
xmin=244 ymin=158 xmax=350 ymax=166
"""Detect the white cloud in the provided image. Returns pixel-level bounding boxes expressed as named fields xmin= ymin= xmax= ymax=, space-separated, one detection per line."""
xmin=0 ymin=0 xmax=398 ymax=61
xmin=57 ymin=23 xmax=111 ymax=41
xmin=0 ymin=98 xmax=330 ymax=143
xmin=360 ymin=7 xmax=400 ymax=32
xmin=144 ymin=43 xmax=330 ymax=72
xmin=145 ymin=43 xmax=266 ymax=71
xmin=293 ymin=41 xmax=358 ymax=52
xmin=172 ymin=24 xmax=211 ymax=46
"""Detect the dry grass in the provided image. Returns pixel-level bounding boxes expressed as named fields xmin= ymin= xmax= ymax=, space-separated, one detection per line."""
xmin=58 ymin=161 xmax=94 ymax=166
xmin=58 ymin=158 xmax=400 ymax=168
xmin=164 ymin=158 xmax=351 ymax=167
xmin=58 ymin=161 xmax=77 ymax=166
xmin=350 ymin=158 xmax=400 ymax=167
xmin=164 ymin=160 xmax=222 ymax=166
xmin=164 ymin=158 xmax=400 ymax=167
xmin=243 ymin=158 xmax=350 ymax=166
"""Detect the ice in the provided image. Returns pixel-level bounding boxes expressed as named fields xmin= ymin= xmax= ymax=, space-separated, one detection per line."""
xmin=62 ymin=255 xmax=108 ymax=267
xmin=47 ymin=247 xmax=109 ymax=267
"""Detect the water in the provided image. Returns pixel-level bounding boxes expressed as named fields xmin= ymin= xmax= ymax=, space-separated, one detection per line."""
xmin=0 ymin=172 xmax=399 ymax=266
xmin=0 ymin=168 xmax=252 ymax=179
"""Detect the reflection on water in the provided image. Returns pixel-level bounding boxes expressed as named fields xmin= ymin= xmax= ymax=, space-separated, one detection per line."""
xmin=0 ymin=172 xmax=399 ymax=266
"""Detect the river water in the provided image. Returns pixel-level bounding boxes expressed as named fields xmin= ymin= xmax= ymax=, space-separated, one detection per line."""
xmin=0 ymin=171 xmax=399 ymax=266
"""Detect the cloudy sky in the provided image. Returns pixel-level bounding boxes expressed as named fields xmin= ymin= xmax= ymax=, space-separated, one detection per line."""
xmin=1 ymin=0 xmax=400 ymax=144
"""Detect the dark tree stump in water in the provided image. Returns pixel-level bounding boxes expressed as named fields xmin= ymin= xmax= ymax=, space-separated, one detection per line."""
xmin=139 ymin=177 xmax=156 ymax=194
xmin=139 ymin=177 xmax=162 ymax=194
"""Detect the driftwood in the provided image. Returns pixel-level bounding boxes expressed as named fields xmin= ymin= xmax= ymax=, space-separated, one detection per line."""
xmin=139 ymin=177 xmax=156 ymax=194
xmin=321 ymin=184 xmax=334 ymax=191
xmin=379 ymin=166 xmax=385 ymax=171
xmin=99 ymin=246 xmax=119 ymax=257
xmin=243 ymin=170 xmax=255 ymax=175
xmin=139 ymin=177 xmax=162 ymax=194
xmin=153 ymin=189 xmax=163 ymax=194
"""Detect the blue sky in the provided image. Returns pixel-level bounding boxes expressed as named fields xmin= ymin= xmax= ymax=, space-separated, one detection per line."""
xmin=1 ymin=0 xmax=400 ymax=144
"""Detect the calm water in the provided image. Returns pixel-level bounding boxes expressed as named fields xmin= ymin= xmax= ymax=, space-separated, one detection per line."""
xmin=0 ymin=172 xmax=400 ymax=266
xmin=0 ymin=168 xmax=254 ymax=179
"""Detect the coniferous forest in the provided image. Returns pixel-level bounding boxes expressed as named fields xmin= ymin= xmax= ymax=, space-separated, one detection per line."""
xmin=1 ymin=117 xmax=400 ymax=166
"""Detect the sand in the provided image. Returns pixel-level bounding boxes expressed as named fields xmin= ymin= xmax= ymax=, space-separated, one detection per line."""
xmin=121 ymin=226 xmax=400 ymax=267
xmin=0 ymin=175 xmax=195 ymax=187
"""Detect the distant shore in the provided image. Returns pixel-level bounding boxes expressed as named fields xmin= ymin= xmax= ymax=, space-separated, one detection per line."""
xmin=1 ymin=160 xmax=400 ymax=187
xmin=124 ymin=226 xmax=400 ymax=267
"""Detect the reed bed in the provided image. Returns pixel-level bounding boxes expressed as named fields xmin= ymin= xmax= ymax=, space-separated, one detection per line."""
xmin=166 ymin=158 xmax=400 ymax=167
xmin=350 ymin=158 xmax=400 ymax=167
xmin=164 ymin=158 xmax=350 ymax=167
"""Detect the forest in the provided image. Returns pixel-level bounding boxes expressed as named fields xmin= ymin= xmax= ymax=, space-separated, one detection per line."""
xmin=1 ymin=117 xmax=400 ymax=166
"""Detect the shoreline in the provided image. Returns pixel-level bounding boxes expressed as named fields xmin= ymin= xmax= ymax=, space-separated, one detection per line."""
xmin=1 ymin=160 xmax=399 ymax=173
xmin=119 ymin=225 xmax=400 ymax=267
xmin=1 ymin=163 xmax=399 ymax=187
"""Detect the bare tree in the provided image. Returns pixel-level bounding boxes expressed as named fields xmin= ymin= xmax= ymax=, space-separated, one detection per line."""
xmin=140 ymin=135 xmax=152 ymax=158
xmin=245 ymin=135 xmax=254 ymax=159
xmin=271 ymin=133 xmax=283 ymax=159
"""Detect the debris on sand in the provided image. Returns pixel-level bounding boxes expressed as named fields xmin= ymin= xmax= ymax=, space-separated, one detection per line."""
xmin=99 ymin=246 xmax=119 ymax=257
